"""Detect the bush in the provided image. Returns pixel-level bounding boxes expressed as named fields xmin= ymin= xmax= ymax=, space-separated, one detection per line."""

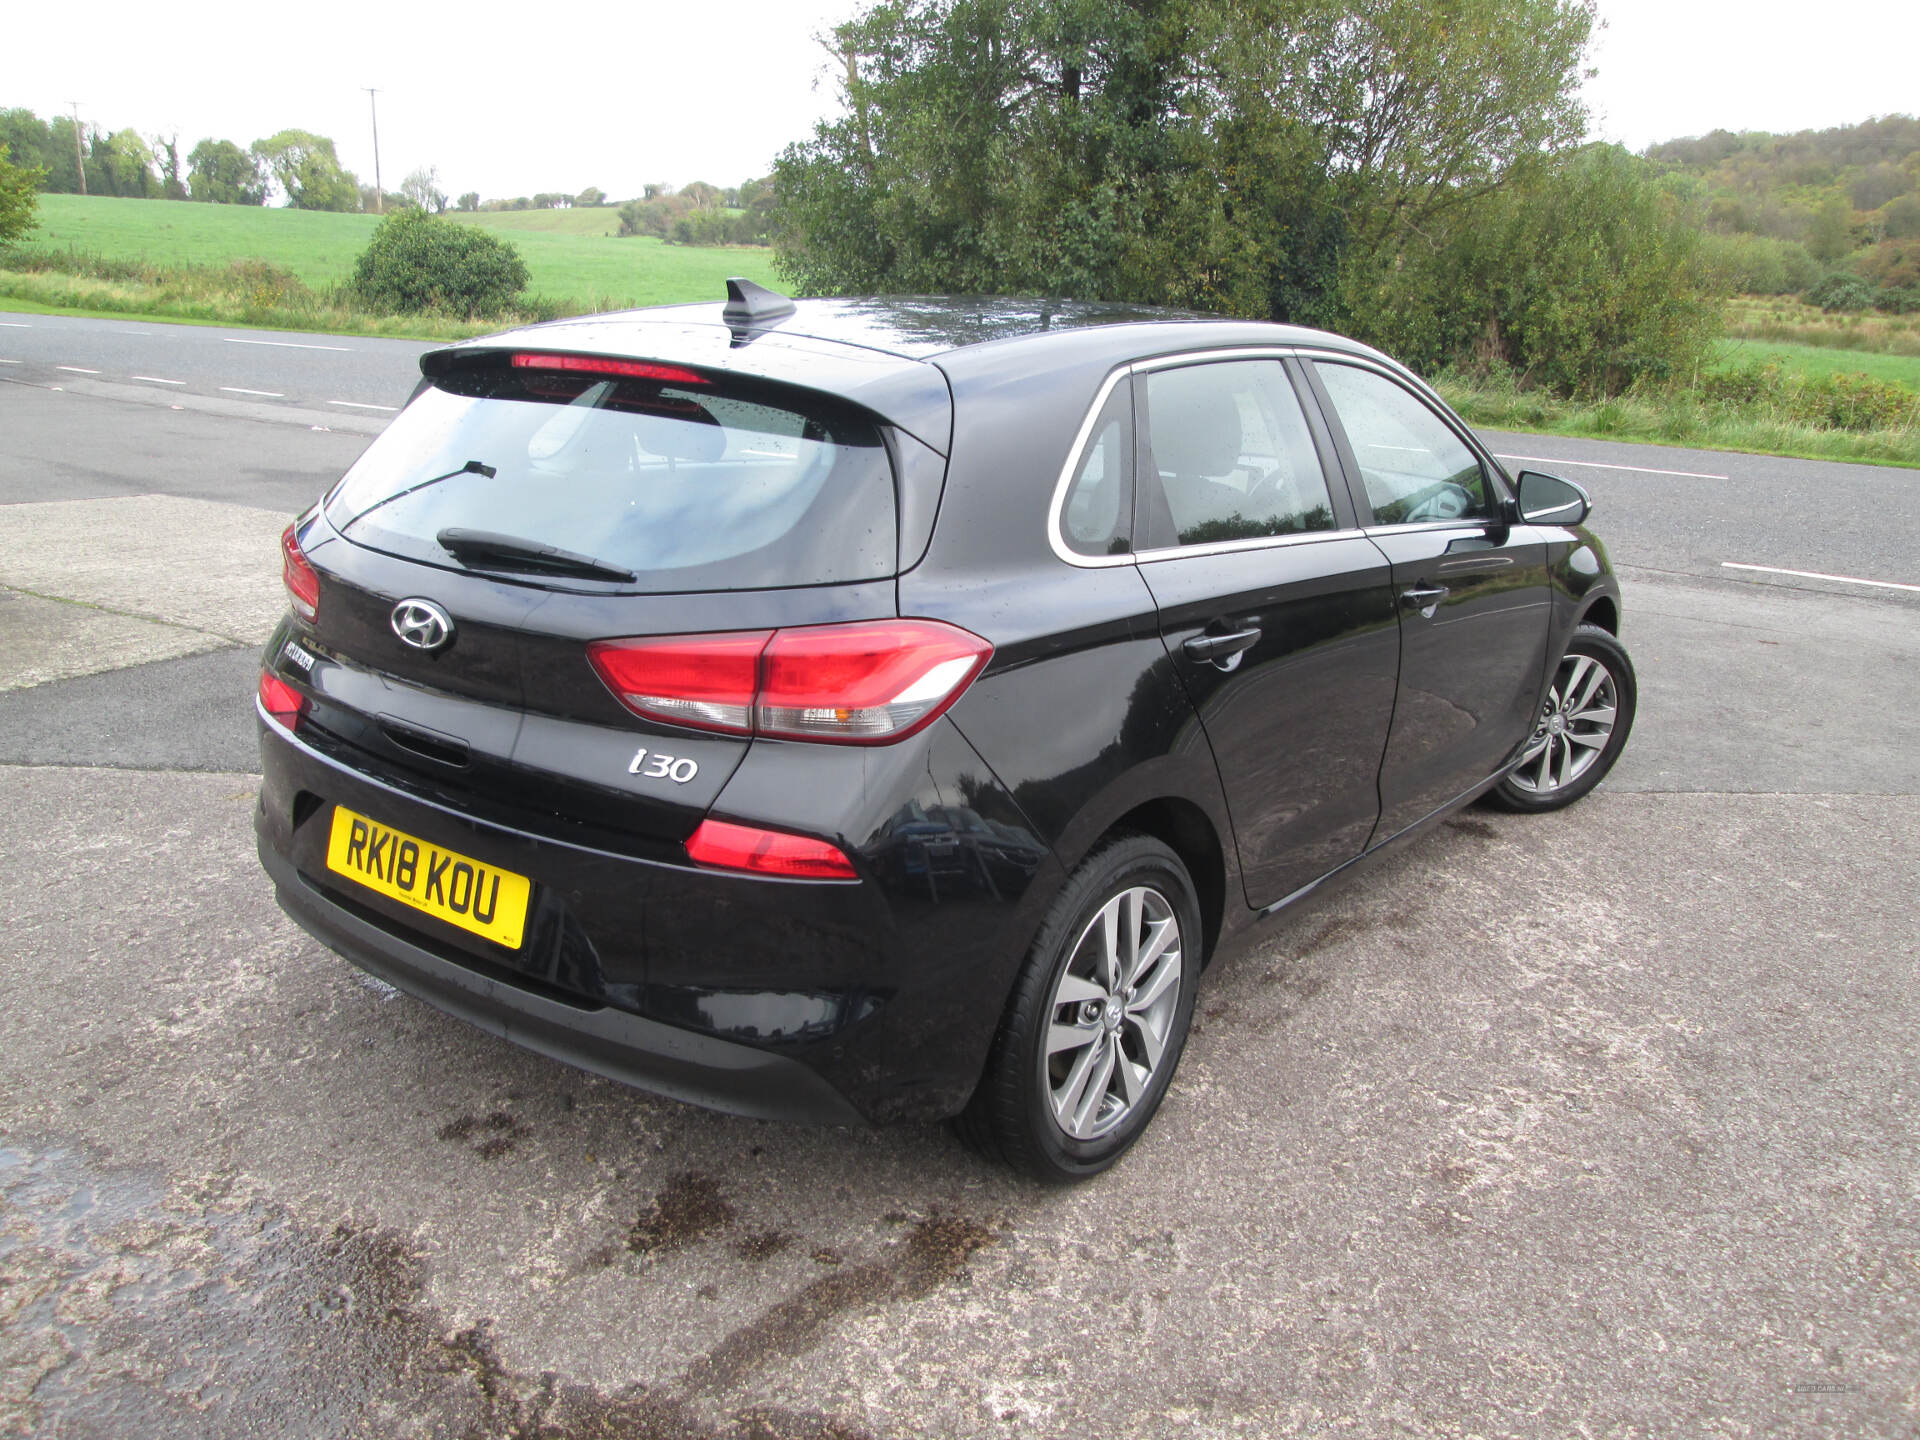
xmin=1699 ymin=361 xmax=1919 ymax=431
xmin=1803 ymin=273 xmax=1880 ymax=313
xmin=1346 ymin=145 xmax=1723 ymax=397
xmin=349 ymin=209 xmax=529 ymax=318
xmin=1699 ymin=232 xmax=1821 ymax=296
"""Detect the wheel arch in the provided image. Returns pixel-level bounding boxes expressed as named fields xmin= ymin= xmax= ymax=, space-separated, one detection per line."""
xmin=1580 ymin=594 xmax=1619 ymax=634
xmin=1052 ymin=792 xmax=1230 ymax=970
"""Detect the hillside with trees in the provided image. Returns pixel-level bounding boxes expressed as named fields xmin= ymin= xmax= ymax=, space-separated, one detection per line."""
xmin=1649 ymin=115 xmax=1920 ymax=307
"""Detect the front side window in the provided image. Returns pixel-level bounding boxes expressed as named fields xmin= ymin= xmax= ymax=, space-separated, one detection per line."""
xmin=1143 ymin=360 xmax=1336 ymax=549
xmin=325 ymin=362 xmax=896 ymax=591
xmin=1312 ymin=362 xmax=1491 ymax=526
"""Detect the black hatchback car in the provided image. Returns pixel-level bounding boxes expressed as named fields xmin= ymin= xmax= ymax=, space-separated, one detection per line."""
xmin=256 ymin=281 xmax=1634 ymax=1181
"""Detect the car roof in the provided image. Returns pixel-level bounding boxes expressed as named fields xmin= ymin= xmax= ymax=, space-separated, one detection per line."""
xmin=424 ymin=293 xmax=1391 ymax=455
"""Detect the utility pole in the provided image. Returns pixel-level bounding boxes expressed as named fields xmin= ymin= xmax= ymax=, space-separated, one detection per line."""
xmin=68 ymin=102 xmax=87 ymax=196
xmin=363 ymin=87 xmax=382 ymax=213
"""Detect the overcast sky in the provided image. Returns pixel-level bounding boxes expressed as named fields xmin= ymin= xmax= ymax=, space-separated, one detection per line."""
xmin=2 ymin=0 xmax=1914 ymax=202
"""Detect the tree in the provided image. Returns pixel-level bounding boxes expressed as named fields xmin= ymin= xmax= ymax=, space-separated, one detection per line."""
xmin=400 ymin=165 xmax=449 ymax=213
xmin=252 ymin=130 xmax=359 ymax=211
xmin=772 ymin=0 xmax=1596 ymax=325
xmin=95 ymin=129 xmax=157 ymax=197
xmin=1806 ymin=193 xmax=1854 ymax=264
xmin=457 ymin=191 xmax=480 ymax=211
xmin=188 ymin=139 xmax=269 ymax=203
xmin=152 ymin=134 xmax=187 ymax=199
xmin=2 ymin=109 xmax=62 ymax=190
xmin=575 ymin=186 xmax=606 ymax=208
xmin=350 ymin=208 xmax=530 ymax=317
xmin=0 ymin=142 xmax=44 ymax=245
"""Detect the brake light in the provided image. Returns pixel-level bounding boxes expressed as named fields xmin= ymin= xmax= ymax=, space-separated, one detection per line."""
xmin=281 ymin=522 xmax=319 ymax=622
xmin=510 ymin=353 xmax=708 ymax=385
xmin=588 ymin=619 xmax=992 ymax=745
xmin=258 ymin=670 xmax=308 ymax=730
xmin=686 ymin=819 xmax=856 ymax=880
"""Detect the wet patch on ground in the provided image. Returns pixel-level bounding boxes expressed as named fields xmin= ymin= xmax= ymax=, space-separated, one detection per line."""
xmin=437 ymin=1109 xmax=533 ymax=1161
xmin=683 ymin=1213 xmax=995 ymax=1397
xmin=0 ymin=1141 xmax=998 ymax=1439
xmin=628 ymin=1171 xmax=739 ymax=1255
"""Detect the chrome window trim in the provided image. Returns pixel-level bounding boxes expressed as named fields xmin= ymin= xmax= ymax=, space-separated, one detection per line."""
xmin=1357 ymin=520 xmax=1497 ymax=539
xmin=1046 ymin=364 xmax=1141 ymax=569
xmin=1049 ymin=345 xmax=1368 ymax=570
xmin=1135 ymin=527 xmax=1369 ymax=565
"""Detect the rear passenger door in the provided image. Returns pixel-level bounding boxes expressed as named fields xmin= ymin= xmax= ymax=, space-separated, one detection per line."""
xmin=1303 ymin=358 xmax=1552 ymax=840
xmin=1133 ymin=356 xmax=1402 ymax=909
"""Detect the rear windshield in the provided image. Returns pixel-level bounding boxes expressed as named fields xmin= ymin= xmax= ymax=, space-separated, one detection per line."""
xmin=324 ymin=363 xmax=896 ymax=591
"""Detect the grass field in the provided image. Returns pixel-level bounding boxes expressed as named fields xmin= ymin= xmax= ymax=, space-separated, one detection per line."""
xmin=1715 ymin=337 xmax=1920 ymax=389
xmin=19 ymin=193 xmax=780 ymax=308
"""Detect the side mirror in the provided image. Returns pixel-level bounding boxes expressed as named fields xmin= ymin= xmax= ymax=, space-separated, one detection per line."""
xmin=1516 ymin=470 xmax=1590 ymax=527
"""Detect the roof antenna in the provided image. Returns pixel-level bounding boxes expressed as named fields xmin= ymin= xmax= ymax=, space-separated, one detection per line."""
xmin=723 ymin=277 xmax=797 ymax=325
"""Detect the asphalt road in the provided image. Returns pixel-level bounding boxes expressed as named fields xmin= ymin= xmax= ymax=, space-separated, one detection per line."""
xmin=2 ymin=312 xmax=1917 ymax=1439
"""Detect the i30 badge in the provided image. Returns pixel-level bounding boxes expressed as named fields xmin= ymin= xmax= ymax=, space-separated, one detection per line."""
xmin=390 ymin=598 xmax=454 ymax=652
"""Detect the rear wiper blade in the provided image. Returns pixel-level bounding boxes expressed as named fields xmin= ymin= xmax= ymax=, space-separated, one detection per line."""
xmin=342 ymin=459 xmax=497 ymax=529
xmin=435 ymin=528 xmax=637 ymax=583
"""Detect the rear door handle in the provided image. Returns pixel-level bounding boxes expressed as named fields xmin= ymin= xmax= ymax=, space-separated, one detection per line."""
xmin=1399 ymin=586 xmax=1448 ymax=618
xmin=1182 ymin=627 xmax=1262 ymax=663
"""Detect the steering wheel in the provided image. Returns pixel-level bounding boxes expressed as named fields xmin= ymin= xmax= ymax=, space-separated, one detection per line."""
xmin=1402 ymin=481 xmax=1473 ymax=523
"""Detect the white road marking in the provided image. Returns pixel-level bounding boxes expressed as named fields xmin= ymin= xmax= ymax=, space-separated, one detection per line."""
xmin=0 ymin=359 xmax=19 ymax=365
xmin=1495 ymin=452 xmax=1729 ymax=481
xmin=0 ymin=322 xmax=30 ymax=328
xmin=220 ymin=386 xmax=285 ymax=398
xmin=223 ymin=337 xmax=351 ymax=352
xmin=1722 ymin=562 xmax=1920 ymax=594
xmin=56 ymin=365 xmax=101 ymax=374
xmin=327 ymin=399 xmax=398 ymax=411
xmin=130 ymin=375 xmax=185 ymax=385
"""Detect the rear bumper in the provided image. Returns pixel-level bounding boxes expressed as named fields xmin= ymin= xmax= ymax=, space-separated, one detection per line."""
xmin=259 ymin=838 xmax=868 ymax=1126
xmin=253 ymin=691 xmax=1062 ymax=1125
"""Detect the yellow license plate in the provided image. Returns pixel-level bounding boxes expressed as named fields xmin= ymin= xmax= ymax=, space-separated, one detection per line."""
xmin=325 ymin=806 xmax=531 ymax=949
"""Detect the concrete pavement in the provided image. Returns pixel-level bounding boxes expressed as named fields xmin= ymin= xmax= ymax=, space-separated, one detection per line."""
xmin=2 ymin=329 xmax=1917 ymax=1438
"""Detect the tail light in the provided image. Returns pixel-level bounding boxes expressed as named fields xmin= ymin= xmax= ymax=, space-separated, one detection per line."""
xmin=588 ymin=619 xmax=991 ymax=746
xmin=686 ymin=819 xmax=856 ymax=879
xmin=258 ymin=670 xmax=308 ymax=730
xmin=281 ymin=522 xmax=319 ymax=622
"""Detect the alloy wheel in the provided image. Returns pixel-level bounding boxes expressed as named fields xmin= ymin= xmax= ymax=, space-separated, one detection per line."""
xmin=1510 ymin=652 xmax=1618 ymax=795
xmin=1042 ymin=885 xmax=1184 ymax=1141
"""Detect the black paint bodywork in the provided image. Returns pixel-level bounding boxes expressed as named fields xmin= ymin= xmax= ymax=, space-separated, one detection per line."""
xmin=256 ymin=296 xmax=1622 ymax=1125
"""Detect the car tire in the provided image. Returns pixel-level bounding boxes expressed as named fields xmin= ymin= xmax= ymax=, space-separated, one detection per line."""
xmin=1485 ymin=624 xmax=1637 ymax=813
xmin=954 ymin=834 xmax=1201 ymax=1183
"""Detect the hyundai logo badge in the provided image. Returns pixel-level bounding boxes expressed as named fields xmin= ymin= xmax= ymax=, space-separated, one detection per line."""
xmin=391 ymin=598 xmax=454 ymax=652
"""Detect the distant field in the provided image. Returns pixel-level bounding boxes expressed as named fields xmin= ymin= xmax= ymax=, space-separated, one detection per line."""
xmin=1716 ymin=337 xmax=1920 ymax=389
xmin=450 ymin=209 xmax=632 ymax=237
xmin=21 ymin=193 xmax=781 ymax=307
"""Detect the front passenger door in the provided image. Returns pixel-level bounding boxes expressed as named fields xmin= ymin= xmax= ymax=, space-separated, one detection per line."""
xmin=1306 ymin=359 xmax=1552 ymax=842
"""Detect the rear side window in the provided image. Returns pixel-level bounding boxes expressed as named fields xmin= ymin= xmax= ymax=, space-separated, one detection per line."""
xmin=1060 ymin=380 xmax=1134 ymax=556
xmin=1142 ymin=360 xmax=1336 ymax=549
xmin=325 ymin=362 xmax=896 ymax=591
